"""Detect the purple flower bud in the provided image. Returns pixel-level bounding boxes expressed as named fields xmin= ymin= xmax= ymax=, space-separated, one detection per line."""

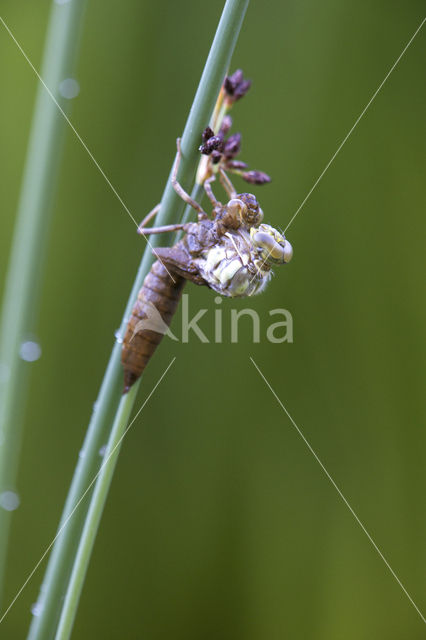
xmin=226 ymin=160 xmax=248 ymax=170
xmin=242 ymin=170 xmax=272 ymax=185
xmin=223 ymin=70 xmax=251 ymax=102
xmin=230 ymin=69 xmax=244 ymax=85
xmin=224 ymin=69 xmax=244 ymax=95
xmin=211 ymin=150 xmax=222 ymax=164
xmin=199 ymin=135 xmax=223 ymax=155
xmin=223 ymin=132 xmax=241 ymax=158
xmin=220 ymin=115 xmax=232 ymax=136
xmin=234 ymin=79 xmax=251 ymax=100
xmin=202 ymin=126 xmax=215 ymax=142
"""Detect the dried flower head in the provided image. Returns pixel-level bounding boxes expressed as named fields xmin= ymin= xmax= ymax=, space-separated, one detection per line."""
xmin=202 ymin=126 xmax=215 ymax=142
xmin=220 ymin=115 xmax=233 ymax=136
xmin=199 ymin=127 xmax=223 ymax=154
xmin=223 ymin=133 xmax=241 ymax=158
xmin=241 ymin=170 xmax=272 ymax=185
xmin=199 ymin=136 xmax=222 ymax=155
xmin=198 ymin=71 xmax=270 ymax=188
xmin=211 ymin=150 xmax=222 ymax=164
xmin=226 ymin=160 xmax=248 ymax=170
xmin=224 ymin=69 xmax=251 ymax=102
xmin=198 ymin=122 xmax=271 ymax=185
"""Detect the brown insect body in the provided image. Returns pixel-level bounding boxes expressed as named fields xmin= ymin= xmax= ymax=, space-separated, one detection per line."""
xmin=121 ymin=261 xmax=185 ymax=394
xmin=121 ymin=213 xmax=226 ymax=393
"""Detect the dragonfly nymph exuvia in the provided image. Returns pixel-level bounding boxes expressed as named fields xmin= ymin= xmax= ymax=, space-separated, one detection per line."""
xmin=121 ymin=138 xmax=293 ymax=393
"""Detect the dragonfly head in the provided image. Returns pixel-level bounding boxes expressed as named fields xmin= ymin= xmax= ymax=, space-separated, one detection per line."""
xmin=226 ymin=193 xmax=264 ymax=228
xmin=250 ymin=224 xmax=293 ymax=265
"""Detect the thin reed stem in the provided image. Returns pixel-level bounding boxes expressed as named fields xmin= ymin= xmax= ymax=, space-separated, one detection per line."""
xmin=28 ymin=1 xmax=250 ymax=638
xmin=54 ymin=387 xmax=139 ymax=640
xmin=0 ymin=0 xmax=87 ymax=603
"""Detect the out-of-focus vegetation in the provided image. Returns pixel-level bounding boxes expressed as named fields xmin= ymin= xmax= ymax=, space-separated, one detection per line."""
xmin=0 ymin=1 xmax=425 ymax=638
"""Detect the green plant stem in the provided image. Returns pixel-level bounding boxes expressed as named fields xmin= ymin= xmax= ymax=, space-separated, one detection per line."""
xmin=53 ymin=387 xmax=138 ymax=640
xmin=0 ymin=0 xmax=87 ymax=604
xmin=29 ymin=1 xmax=249 ymax=638
xmin=54 ymin=360 xmax=176 ymax=639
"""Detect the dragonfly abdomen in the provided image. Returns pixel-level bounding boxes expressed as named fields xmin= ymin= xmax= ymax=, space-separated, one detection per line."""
xmin=121 ymin=260 xmax=185 ymax=393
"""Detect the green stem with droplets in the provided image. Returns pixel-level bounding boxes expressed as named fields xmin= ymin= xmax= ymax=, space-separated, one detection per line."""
xmin=0 ymin=0 xmax=87 ymax=606
xmin=28 ymin=1 xmax=250 ymax=638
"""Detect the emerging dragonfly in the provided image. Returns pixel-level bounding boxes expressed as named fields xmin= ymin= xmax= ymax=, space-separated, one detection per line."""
xmin=121 ymin=139 xmax=293 ymax=393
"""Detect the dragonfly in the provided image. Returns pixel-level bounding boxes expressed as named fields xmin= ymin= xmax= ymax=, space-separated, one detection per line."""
xmin=121 ymin=139 xmax=293 ymax=393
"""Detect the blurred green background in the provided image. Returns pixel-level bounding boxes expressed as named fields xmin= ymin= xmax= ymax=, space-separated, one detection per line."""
xmin=1 ymin=0 xmax=425 ymax=638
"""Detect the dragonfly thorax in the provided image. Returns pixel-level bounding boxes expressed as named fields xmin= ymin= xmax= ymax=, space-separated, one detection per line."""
xmin=193 ymin=226 xmax=272 ymax=297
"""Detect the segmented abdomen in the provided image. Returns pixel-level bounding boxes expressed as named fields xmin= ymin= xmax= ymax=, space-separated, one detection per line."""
xmin=121 ymin=260 xmax=185 ymax=393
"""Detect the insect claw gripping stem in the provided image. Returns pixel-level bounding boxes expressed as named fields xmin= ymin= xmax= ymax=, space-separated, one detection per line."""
xmin=137 ymin=203 xmax=161 ymax=234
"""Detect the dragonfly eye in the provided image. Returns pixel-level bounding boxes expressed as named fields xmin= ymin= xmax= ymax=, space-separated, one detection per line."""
xmin=282 ymin=239 xmax=293 ymax=263
xmin=226 ymin=198 xmax=247 ymax=226
xmin=236 ymin=193 xmax=262 ymax=226
xmin=251 ymin=225 xmax=293 ymax=264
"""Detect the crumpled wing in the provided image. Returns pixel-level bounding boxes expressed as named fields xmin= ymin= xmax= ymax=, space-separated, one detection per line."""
xmin=154 ymin=246 xmax=207 ymax=286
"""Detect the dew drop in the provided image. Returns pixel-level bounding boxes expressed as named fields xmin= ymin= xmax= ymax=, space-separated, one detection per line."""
xmin=114 ymin=329 xmax=123 ymax=344
xmin=78 ymin=448 xmax=86 ymax=459
xmin=0 ymin=491 xmax=20 ymax=511
xmin=98 ymin=444 xmax=107 ymax=457
xmin=55 ymin=0 xmax=72 ymax=4
xmin=20 ymin=341 xmax=42 ymax=362
xmin=59 ymin=78 xmax=80 ymax=99
xmin=31 ymin=601 xmax=43 ymax=617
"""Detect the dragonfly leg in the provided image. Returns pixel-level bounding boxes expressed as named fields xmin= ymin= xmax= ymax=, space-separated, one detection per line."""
xmin=138 ymin=222 xmax=190 ymax=236
xmin=204 ymin=174 xmax=221 ymax=209
xmin=219 ymin=167 xmax=237 ymax=199
xmin=137 ymin=203 xmax=161 ymax=232
xmin=172 ymin=138 xmax=207 ymax=216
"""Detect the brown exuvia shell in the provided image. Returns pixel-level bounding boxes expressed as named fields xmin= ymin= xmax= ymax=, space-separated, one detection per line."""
xmin=121 ymin=260 xmax=185 ymax=393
